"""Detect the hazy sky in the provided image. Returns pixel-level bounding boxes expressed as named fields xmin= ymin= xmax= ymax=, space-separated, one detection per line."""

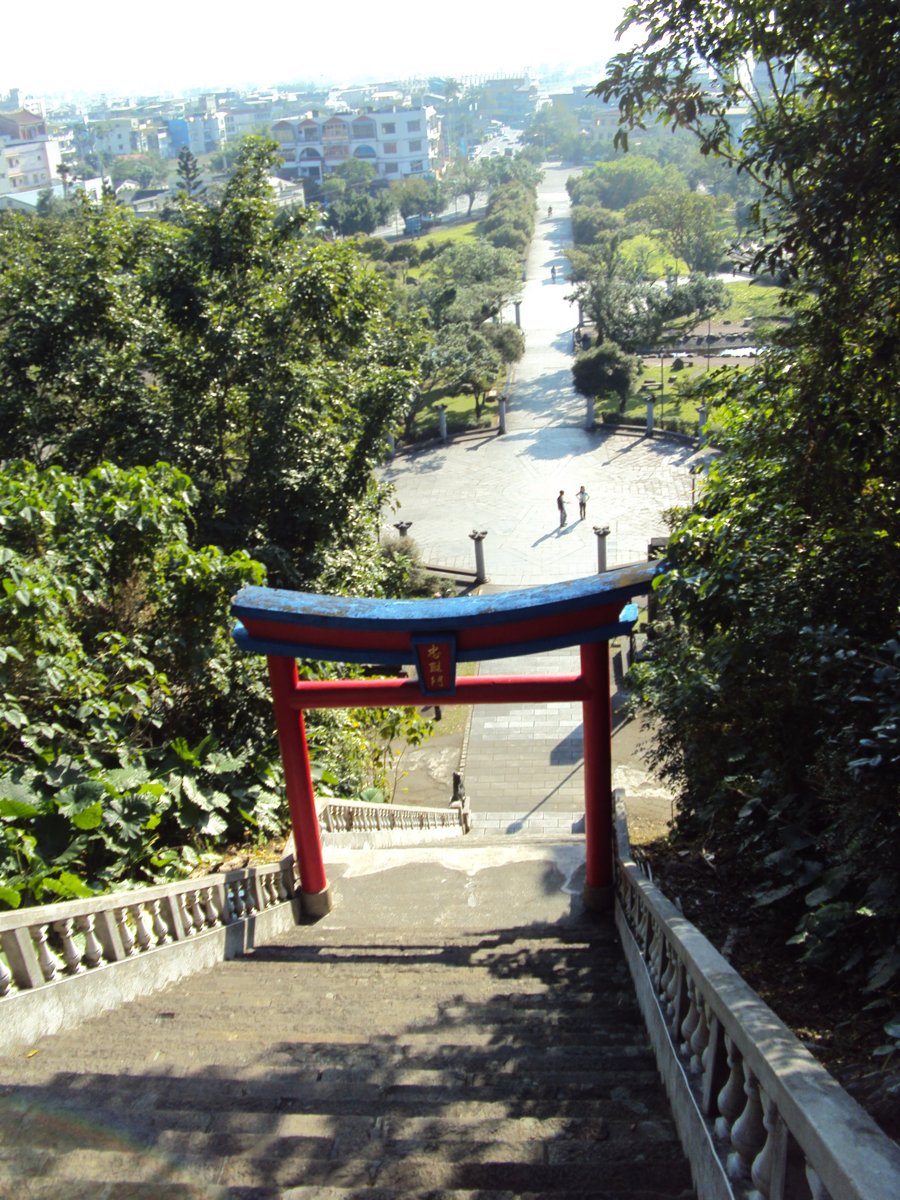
xmin=9 ymin=1 xmax=630 ymax=99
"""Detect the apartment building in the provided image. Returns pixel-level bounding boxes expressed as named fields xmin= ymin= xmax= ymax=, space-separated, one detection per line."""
xmin=0 ymin=108 xmax=48 ymax=142
xmin=0 ymin=138 xmax=61 ymax=196
xmin=272 ymin=106 xmax=444 ymax=184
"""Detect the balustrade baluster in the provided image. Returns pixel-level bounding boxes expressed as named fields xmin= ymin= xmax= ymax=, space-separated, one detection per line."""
xmin=118 ymin=909 xmax=139 ymax=955
xmin=53 ymin=919 xmax=84 ymax=975
xmin=130 ymin=904 xmax=153 ymax=951
xmin=664 ymin=954 xmax=681 ymax=1028
xmin=804 ymin=1164 xmax=833 ymax=1200
xmin=659 ymin=943 xmax=675 ymax=1006
xmin=673 ymin=963 xmax=690 ymax=1040
xmin=176 ymin=893 xmax=195 ymax=936
xmin=198 ymin=888 xmax=213 ymax=927
xmin=0 ymin=953 xmax=12 ymax=997
xmin=76 ymin=914 xmax=104 ymax=968
xmin=701 ymin=1014 xmax=727 ymax=1117
xmin=150 ymin=900 xmax=171 ymax=945
xmin=749 ymin=1085 xmax=789 ymax=1200
xmin=716 ymin=1034 xmax=746 ymax=1139
xmin=189 ymin=890 xmax=206 ymax=930
xmin=648 ymin=922 xmax=664 ymax=990
xmin=34 ymin=924 xmax=61 ymax=982
xmin=680 ymin=974 xmax=700 ymax=1059
xmin=633 ymin=886 xmax=644 ymax=931
xmin=689 ymin=994 xmax=711 ymax=1075
xmin=727 ymin=1061 xmax=767 ymax=1183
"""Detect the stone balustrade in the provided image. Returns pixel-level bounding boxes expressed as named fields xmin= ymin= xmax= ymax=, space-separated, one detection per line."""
xmin=613 ymin=793 xmax=900 ymax=1200
xmin=319 ymin=796 xmax=471 ymax=837
xmin=0 ymin=861 xmax=297 ymax=1053
xmin=0 ymin=861 xmax=291 ymax=1000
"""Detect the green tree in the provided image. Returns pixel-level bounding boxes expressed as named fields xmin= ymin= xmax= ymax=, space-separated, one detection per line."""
xmin=597 ymin=0 xmax=900 ymax=990
xmin=571 ymin=340 xmax=637 ymax=406
xmin=569 ymin=155 xmax=682 ymax=211
xmin=176 ymin=146 xmax=203 ymax=196
xmin=0 ymin=195 xmax=151 ymax=466
xmin=0 ymin=139 xmax=419 ymax=594
xmin=632 ymin=187 xmax=731 ymax=273
xmin=421 ymin=240 xmax=522 ymax=329
xmin=391 ymin=176 xmax=442 ymax=220
xmin=444 ymin=155 xmax=485 ymax=216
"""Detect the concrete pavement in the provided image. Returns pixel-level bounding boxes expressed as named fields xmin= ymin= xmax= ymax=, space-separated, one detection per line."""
xmin=382 ymin=165 xmax=701 ymax=585
xmin=380 ymin=165 xmax=694 ymax=840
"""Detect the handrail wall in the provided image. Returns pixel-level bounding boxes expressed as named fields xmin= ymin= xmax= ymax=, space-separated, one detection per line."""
xmin=0 ymin=860 xmax=296 ymax=1053
xmin=0 ymin=797 xmax=471 ymax=1051
xmin=613 ymin=792 xmax=900 ymax=1200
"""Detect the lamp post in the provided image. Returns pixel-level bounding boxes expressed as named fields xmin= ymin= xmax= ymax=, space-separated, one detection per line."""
xmin=469 ymin=529 xmax=488 ymax=583
xmin=593 ymin=525 xmax=611 ymax=574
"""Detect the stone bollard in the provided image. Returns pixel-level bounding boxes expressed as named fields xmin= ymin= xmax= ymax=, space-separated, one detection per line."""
xmin=386 ymin=431 xmax=395 ymax=461
xmin=585 ymin=395 xmax=595 ymax=431
xmin=514 ymin=301 xmax=521 ymax=329
xmin=469 ymin=529 xmax=488 ymax=583
xmin=438 ymin=404 xmax=448 ymax=442
xmin=646 ymin=398 xmax=655 ymax=435
xmin=698 ymin=404 xmax=708 ymax=446
xmin=498 ymin=395 xmax=507 ymax=435
xmin=593 ymin=525 xmax=611 ymax=574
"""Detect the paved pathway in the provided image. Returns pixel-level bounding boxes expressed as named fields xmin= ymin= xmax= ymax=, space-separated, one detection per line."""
xmin=382 ymin=165 xmax=696 ymax=838
xmin=382 ymin=165 xmax=700 ymax=584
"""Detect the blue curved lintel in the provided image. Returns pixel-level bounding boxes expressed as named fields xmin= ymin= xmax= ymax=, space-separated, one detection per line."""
xmin=232 ymin=563 xmax=661 ymax=635
xmin=233 ymin=616 xmax=638 ymax=665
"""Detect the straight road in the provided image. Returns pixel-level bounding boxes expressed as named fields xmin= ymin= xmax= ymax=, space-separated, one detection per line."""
xmin=382 ymin=165 xmax=698 ymax=586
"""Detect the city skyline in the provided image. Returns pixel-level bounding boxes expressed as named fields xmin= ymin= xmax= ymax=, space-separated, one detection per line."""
xmin=8 ymin=1 xmax=630 ymax=102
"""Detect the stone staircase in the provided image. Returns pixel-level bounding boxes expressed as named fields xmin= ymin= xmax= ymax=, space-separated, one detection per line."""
xmin=0 ymin=850 xmax=696 ymax=1200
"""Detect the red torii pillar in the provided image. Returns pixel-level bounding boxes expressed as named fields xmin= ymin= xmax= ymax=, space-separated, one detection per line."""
xmin=232 ymin=564 xmax=661 ymax=918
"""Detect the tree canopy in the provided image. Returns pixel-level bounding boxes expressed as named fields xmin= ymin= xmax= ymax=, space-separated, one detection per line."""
xmin=0 ymin=141 xmax=439 ymax=904
xmin=0 ymin=138 xmax=419 ymax=592
xmin=596 ymin=0 xmax=900 ymax=992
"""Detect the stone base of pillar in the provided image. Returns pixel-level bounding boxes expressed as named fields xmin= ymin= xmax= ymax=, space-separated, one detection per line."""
xmin=582 ymin=882 xmax=613 ymax=912
xmin=296 ymin=886 xmax=333 ymax=920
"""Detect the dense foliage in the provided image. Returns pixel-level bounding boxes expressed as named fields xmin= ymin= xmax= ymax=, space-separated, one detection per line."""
xmin=0 ymin=140 xmax=437 ymax=905
xmin=0 ymin=461 xmax=275 ymax=905
xmin=598 ymin=1 xmax=900 ymax=993
xmin=0 ymin=139 xmax=418 ymax=592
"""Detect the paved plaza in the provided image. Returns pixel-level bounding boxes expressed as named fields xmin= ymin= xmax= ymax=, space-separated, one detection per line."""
xmin=382 ymin=166 xmax=701 ymax=586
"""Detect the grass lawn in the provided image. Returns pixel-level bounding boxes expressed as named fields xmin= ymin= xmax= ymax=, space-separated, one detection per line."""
xmin=417 ymin=218 xmax=480 ymax=251
xmin=407 ymin=387 xmax=498 ymax=441
xmin=718 ymin=279 xmax=785 ymax=322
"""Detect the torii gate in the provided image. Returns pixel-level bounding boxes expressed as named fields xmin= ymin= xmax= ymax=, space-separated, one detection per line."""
xmin=231 ymin=562 xmax=661 ymax=918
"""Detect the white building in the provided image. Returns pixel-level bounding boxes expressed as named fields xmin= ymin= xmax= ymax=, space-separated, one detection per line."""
xmin=0 ymin=138 xmax=61 ymax=197
xmin=0 ymin=174 xmax=103 ymax=212
xmin=272 ymin=106 xmax=444 ymax=184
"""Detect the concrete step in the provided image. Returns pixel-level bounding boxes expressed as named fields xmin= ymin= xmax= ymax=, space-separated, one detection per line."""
xmin=0 ymin=898 xmax=695 ymax=1199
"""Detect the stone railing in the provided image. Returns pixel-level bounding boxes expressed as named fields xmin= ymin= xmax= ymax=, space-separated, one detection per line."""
xmin=613 ymin=793 xmax=900 ymax=1200
xmin=318 ymin=795 xmax=472 ymax=844
xmin=0 ymin=860 xmax=296 ymax=1052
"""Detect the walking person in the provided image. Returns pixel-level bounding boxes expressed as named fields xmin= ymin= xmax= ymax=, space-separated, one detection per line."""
xmin=576 ymin=485 xmax=589 ymax=520
xmin=557 ymin=490 xmax=567 ymax=528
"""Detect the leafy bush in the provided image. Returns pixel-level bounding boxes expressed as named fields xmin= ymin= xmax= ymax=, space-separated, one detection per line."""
xmin=0 ymin=460 xmax=280 ymax=906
